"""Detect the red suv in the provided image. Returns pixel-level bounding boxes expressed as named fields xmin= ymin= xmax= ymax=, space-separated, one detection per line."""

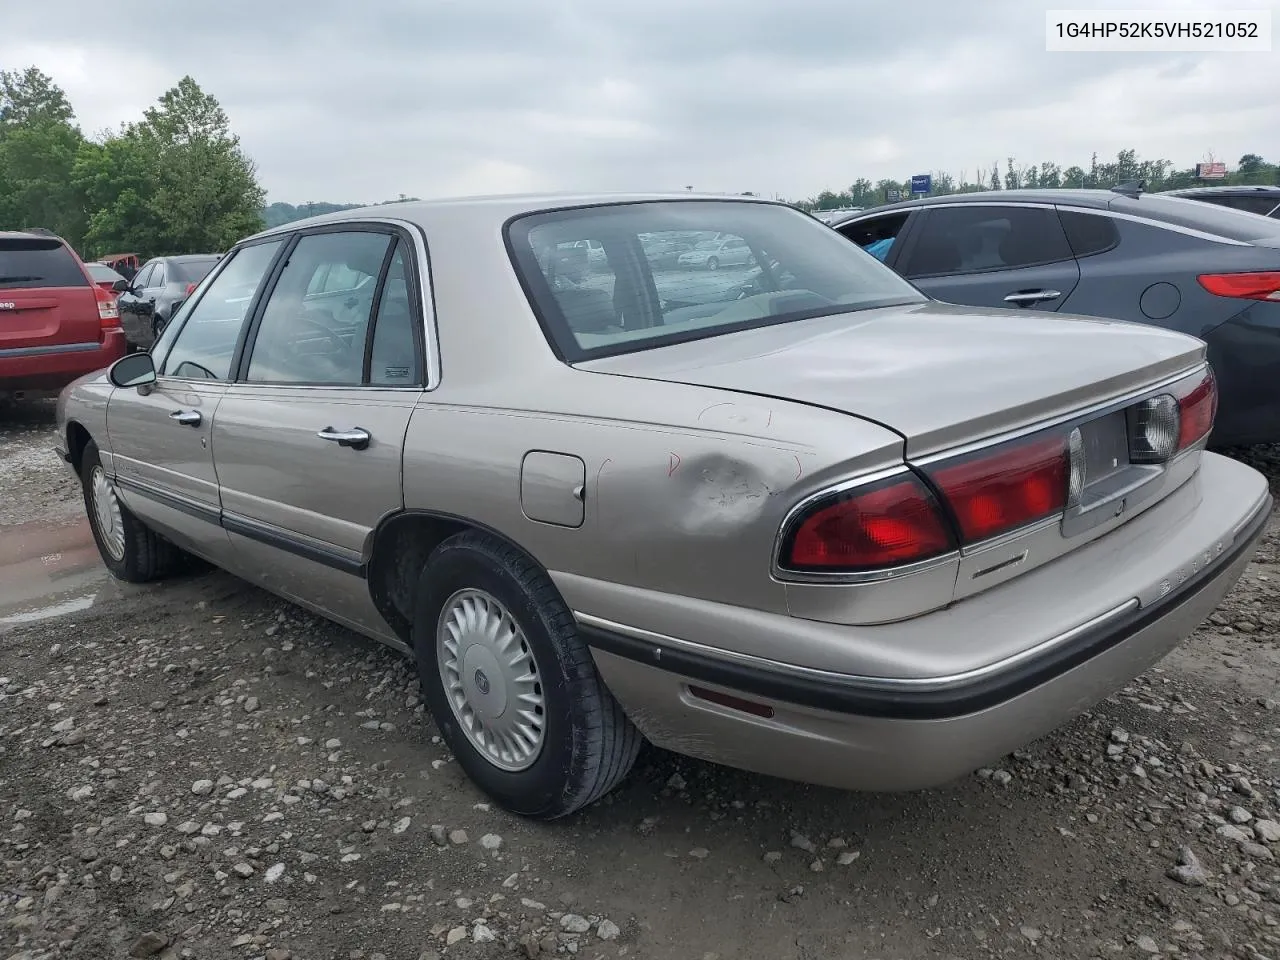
xmin=1 ymin=230 xmax=127 ymax=400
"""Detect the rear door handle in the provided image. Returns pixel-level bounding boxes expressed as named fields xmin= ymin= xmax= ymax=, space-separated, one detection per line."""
xmin=1003 ymin=289 xmax=1061 ymax=305
xmin=169 ymin=410 xmax=201 ymax=426
xmin=317 ymin=426 xmax=371 ymax=450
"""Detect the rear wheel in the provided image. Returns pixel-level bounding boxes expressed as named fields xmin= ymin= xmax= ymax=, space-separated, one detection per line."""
xmin=80 ymin=440 xmax=180 ymax=583
xmin=413 ymin=531 xmax=642 ymax=819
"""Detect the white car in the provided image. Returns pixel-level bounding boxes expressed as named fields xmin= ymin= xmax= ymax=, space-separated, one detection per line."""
xmin=677 ymin=236 xmax=754 ymax=270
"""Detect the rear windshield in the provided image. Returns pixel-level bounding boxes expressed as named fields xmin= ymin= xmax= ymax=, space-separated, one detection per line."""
xmin=507 ymin=200 xmax=925 ymax=360
xmin=172 ymin=258 xmax=219 ymax=283
xmin=0 ymin=237 xmax=88 ymax=289
xmin=85 ymin=262 xmax=123 ymax=284
xmin=1128 ymin=196 xmax=1280 ymax=242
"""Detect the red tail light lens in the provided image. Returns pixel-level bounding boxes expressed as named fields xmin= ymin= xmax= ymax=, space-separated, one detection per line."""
xmin=1175 ymin=371 xmax=1216 ymax=451
xmin=1198 ymin=272 xmax=1280 ymax=301
xmin=185 ymin=282 xmax=198 ymax=296
xmin=780 ymin=474 xmax=954 ymax=572
xmin=925 ymin=433 xmax=1068 ymax=543
xmin=95 ymin=286 xmax=120 ymax=328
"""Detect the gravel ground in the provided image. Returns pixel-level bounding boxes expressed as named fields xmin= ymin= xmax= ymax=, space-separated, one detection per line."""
xmin=3 ymin=400 xmax=1280 ymax=960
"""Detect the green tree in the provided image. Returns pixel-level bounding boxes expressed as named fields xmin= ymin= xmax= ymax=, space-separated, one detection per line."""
xmin=0 ymin=68 xmax=87 ymax=247
xmin=76 ymin=76 xmax=264 ymax=257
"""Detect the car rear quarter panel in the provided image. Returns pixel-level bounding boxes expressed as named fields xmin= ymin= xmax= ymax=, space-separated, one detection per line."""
xmin=402 ymin=371 xmax=906 ymax=616
xmin=1058 ymin=215 xmax=1260 ymax=339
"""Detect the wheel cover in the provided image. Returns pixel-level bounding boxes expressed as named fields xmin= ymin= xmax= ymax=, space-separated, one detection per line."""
xmin=90 ymin=466 xmax=126 ymax=562
xmin=436 ymin=588 xmax=546 ymax=772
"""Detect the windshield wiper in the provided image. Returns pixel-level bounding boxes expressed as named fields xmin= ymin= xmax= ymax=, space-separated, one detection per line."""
xmin=0 ymin=275 xmax=42 ymax=283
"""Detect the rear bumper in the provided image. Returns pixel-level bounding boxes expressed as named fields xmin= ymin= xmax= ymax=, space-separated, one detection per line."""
xmin=1204 ymin=303 xmax=1280 ymax=446
xmin=567 ymin=453 xmax=1270 ymax=791
xmin=0 ymin=332 xmax=126 ymax=395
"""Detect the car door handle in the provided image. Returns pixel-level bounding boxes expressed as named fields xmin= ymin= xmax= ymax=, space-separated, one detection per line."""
xmin=1003 ymin=289 xmax=1061 ymax=305
xmin=317 ymin=426 xmax=371 ymax=450
xmin=169 ymin=410 xmax=201 ymax=426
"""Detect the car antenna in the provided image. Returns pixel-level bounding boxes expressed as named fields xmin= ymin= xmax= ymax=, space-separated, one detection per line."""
xmin=1110 ymin=180 xmax=1145 ymax=198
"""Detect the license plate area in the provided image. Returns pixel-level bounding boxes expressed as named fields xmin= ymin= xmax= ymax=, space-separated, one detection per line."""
xmin=1062 ymin=409 xmax=1163 ymax=537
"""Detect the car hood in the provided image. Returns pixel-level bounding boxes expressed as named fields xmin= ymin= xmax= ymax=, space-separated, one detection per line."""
xmin=578 ymin=301 xmax=1207 ymax=457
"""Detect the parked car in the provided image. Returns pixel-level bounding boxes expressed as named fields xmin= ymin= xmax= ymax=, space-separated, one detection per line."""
xmin=117 ymin=254 xmax=222 ymax=350
xmin=1 ymin=230 xmax=126 ymax=400
xmin=1159 ymin=185 xmax=1280 ymax=219
xmin=678 ymin=235 xmax=754 ymax=270
xmin=57 ymin=194 xmax=1269 ymax=820
xmin=85 ymin=261 xmax=128 ymax=293
xmin=829 ymin=188 xmax=1280 ymax=446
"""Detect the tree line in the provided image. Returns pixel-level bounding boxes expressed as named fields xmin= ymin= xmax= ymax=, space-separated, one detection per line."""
xmin=797 ymin=150 xmax=1280 ymax=211
xmin=0 ymin=67 xmax=411 ymax=260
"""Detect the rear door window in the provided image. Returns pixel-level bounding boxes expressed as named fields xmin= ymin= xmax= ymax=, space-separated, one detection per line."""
xmin=172 ymin=259 xmax=219 ymax=285
xmin=0 ymin=237 xmax=89 ymax=288
xmin=900 ymin=205 xmax=1073 ymax=279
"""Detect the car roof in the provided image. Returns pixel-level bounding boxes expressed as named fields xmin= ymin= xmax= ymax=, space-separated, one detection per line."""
xmin=832 ymin=188 xmax=1280 ymax=237
xmin=243 ymin=192 xmax=782 ymax=243
xmin=0 ymin=229 xmax=69 ymax=243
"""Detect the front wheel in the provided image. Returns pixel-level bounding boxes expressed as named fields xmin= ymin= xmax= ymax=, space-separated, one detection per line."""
xmin=706 ymin=257 xmax=719 ymax=271
xmin=80 ymin=440 xmax=180 ymax=583
xmin=413 ymin=532 xmax=642 ymax=819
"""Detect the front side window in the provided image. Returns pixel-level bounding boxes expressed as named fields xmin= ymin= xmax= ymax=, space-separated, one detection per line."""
xmin=508 ymin=200 xmax=924 ymax=360
xmin=150 ymin=261 xmax=168 ymax=288
xmin=902 ymin=205 xmax=1073 ymax=278
xmin=245 ymin=230 xmax=392 ymax=385
xmin=131 ymin=263 xmax=156 ymax=290
xmin=160 ymin=239 xmax=284 ymax=380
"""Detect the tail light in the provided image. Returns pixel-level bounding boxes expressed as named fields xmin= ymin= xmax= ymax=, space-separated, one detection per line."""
xmin=779 ymin=473 xmax=954 ymax=572
xmin=922 ymin=433 xmax=1067 ymax=543
xmin=778 ymin=371 xmax=1216 ymax=575
xmin=185 ymin=282 xmax=198 ymax=296
xmin=1175 ymin=371 xmax=1217 ymax=451
xmin=95 ymin=286 xmax=120 ymax=329
xmin=1197 ymin=272 xmax=1280 ymax=301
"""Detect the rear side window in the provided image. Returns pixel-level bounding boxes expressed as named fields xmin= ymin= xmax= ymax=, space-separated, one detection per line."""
xmin=901 ymin=206 xmax=1073 ymax=278
xmin=1135 ymin=196 xmax=1280 ymax=242
xmin=0 ymin=237 xmax=88 ymax=288
xmin=1223 ymin=196 xmax=1280 ymax=216
xmin=1058 ymin=210 xmax=1120 ymax=258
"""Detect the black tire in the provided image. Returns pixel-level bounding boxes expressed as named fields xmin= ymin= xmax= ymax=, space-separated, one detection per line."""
xmin=412 ymin=531 xmax=642 ymax=819
xmin=80 ymin=440 xmax=179 ymax=583
xmin=706 ymin=257 xmax=719 ymax=271
xmin=151 ymin=311 xmax=167 ymax=344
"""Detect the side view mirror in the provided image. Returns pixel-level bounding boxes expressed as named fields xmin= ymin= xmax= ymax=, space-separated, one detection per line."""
xmin=112 ymin=278 xmax=130 ymax=294
xmin=108 ymin=352 xmax=157 ymax=389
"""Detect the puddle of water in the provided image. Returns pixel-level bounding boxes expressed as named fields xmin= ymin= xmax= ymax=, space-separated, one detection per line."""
xmin=0 ymin=514 xmax=108 ymax=621
xmin=0 ymin=593 xmax=96 ymax=626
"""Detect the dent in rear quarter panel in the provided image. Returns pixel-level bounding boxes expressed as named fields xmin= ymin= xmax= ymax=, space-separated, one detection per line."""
xmin=399 ymin=373 xmax=906 ymax=615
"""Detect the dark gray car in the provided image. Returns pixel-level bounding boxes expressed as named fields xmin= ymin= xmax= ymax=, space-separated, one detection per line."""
xmin=830 ymin=189 xmax=1280 ymax=446
xmin=117 ymin=254 xmax=221 ymax=350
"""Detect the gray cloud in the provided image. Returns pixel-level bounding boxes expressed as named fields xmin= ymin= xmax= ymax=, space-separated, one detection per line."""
xmin=1 ymin=0 xmax=1274 ymax=204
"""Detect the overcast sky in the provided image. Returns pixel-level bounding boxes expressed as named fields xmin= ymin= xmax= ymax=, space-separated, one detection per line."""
xmin=1 ymin=0 xmax=1275 ymax=205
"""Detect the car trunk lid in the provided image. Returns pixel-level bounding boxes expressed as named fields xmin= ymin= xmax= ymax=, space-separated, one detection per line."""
xmin=0 ymin=236 xmax=100 ymax=352
xmin=577 ymin=301 xmax=1206 ymax=457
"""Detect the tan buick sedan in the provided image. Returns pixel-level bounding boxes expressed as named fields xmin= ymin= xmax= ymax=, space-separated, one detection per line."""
xmin=57 ymin=194 xmax=1271 ymax=819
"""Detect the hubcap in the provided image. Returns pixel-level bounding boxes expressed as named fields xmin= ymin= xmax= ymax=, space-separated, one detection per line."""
xmin=90 ymin=466 xmax=126 ymax=562
xmin=436 ymin=588 xmax=545 ymax=772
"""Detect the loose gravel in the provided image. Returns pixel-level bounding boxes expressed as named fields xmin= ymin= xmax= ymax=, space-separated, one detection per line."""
xmin=3 ymin=400 xmax=1280 ymax=960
